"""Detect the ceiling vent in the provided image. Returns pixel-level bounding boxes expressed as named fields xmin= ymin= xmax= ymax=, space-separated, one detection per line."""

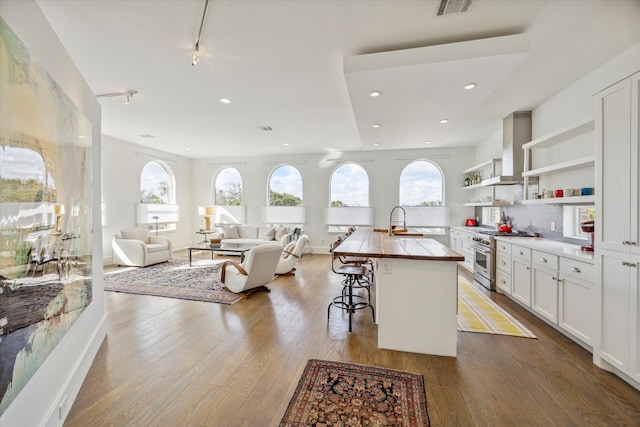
xmin=257 ymin=126 xmax=273 ymax=131
xmin=436 ymin=0 xmax=473 ymax=16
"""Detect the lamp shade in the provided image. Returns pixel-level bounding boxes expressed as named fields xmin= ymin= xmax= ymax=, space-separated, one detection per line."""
xmin=262 ymin=206 xmax=306 ymax=224
xmin=137 ymin=203 xmax=179 ymax=224
xmin=404 ymin=206 xmax=449 ymax=227
xmin=325 ymin=206 xmax=373 ymax=226
xmin=54 ymin=204 xmax=65 ymax=215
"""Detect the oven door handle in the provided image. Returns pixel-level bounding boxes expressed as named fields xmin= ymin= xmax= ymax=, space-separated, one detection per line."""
xmin=471 ymin=245 xmax=492 ymax=255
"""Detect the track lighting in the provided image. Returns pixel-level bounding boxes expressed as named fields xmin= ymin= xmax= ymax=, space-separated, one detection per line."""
xmin=95 ymin=90 xmax=139 ymax=104
xmin=192 ymin=0 xmax=210 ymax=66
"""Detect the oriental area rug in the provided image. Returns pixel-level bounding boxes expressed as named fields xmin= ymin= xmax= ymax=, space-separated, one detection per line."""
xmin=104 ymin=258 xmax=242 ymax=305
xmin=280 ymin=359 xmax=430 ymax=427
xmin=457 ymin=277 xmax=537 ymax=338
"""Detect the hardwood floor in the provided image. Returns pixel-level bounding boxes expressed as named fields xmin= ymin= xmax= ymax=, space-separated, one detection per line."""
xmin=65 ymin=253 xmax=640 ymax=426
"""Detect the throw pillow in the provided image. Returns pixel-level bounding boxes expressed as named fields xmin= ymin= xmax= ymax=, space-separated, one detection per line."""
xmin=274 ymin=226 xmax=290 ymax=240
xmin=221 ymin=225 xmax=239 ymax=239
xmin=238 ymin=225 xmax=257 ymax=239
xmin=259 ymin=226 xmax=276 ymax=240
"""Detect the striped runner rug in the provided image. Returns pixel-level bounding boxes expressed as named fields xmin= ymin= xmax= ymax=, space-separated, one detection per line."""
xmin=457 ymin=277 xmax=537 ymax=338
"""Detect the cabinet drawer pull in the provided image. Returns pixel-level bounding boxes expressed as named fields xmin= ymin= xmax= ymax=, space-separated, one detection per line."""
xmin=500 ymin=245 xmax=506 ymax=250
xmin=540 ymin=257 xmax=547 ymax=263
xmin=501 ymin=279 xmax=506 ymax=284
xmin=570 ymin=267 xmax=581 ymax=273
xmin=622 ymin=240 xmax=637 ymax=245
xmin=519 ymin=251 xmax=524 ymax=256
xmin=526 ymin=266 xmax=530 ymax=270
xmin=552 ymin=276 xmax=557 ymax=281
xmin=622 ymin=261 xmax=637 ymax=267
xmin=501 ymin=260 xmax=506 ymax=265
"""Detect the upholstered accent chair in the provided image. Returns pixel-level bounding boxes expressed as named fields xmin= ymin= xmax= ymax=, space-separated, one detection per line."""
xmin=112 ymin=228 xmax=172 ymax=267
xmin=220 ymin=243 xmax=282 ymax=297
xmin=275 ymin=234 xmax=308 ymax=275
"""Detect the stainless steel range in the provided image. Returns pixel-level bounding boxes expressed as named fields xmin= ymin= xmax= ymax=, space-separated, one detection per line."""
xmin=471 ymin=233 xmax=496 ymax=290
xmin=471 ymin=229 xmax=535 ymax=291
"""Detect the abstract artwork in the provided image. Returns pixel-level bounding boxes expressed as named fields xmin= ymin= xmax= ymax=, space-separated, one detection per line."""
xmin=0 ymin=18 xmax=93 ymax=415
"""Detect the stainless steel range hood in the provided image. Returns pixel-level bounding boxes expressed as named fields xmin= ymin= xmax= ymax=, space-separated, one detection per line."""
xmin=481 ymin=111 xmax=532 ymax=186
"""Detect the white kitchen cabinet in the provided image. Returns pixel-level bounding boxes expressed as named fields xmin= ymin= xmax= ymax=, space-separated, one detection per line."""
xmin=596 ymin=71 xmax=640 ymax=255
xmin=595 ymin=70 xmax=640 ymax=388
xmin=531 ymin=250 xmax=559 ymax=324
xmin=511 ymin=245 xmax=532 ymax=306
xmin=496 ymin=241 xmax=512 ymax=295
xmin=597 ymin=250 xmax=639 ymax=377
xmin=558 ymin=257 xmax=594 ymax=346
xmin=450 ymin=228 xmax=474 ymax=272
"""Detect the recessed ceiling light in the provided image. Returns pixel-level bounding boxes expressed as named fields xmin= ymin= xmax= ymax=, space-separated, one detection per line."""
xmin=372 ymin=124 xmax=381 ymax=128
xmin=186 ymin=147 xmax=191 ymax=151
xmin=464 ymin=83 xmax=477 ymax=90
xmin=220 ymin=98 xmax=231 ymax=104
xmin=370 ymin=91 xmax=381 ymax=97
xmin=439 ymin=119 xmax=449 ymax=124
xmin=425 ymin=141 xmax=432 ymax=144
xmin=373 ymin=143 xmax=380 ymax=147
xmin=283 ymin=143 xmax=290 ymax=146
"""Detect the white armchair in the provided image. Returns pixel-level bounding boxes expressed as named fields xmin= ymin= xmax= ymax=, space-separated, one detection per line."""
xmin=112 ymin=228 xmax=172 ymax=267
xmin=275 ymin=234 xmax=308 ymax=275
xmin=220 ymin=243 xmax=282 ymax=297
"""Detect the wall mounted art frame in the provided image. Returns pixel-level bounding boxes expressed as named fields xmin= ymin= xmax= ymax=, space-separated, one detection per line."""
xmin=0 ymin=18 xmax=93 ymax=415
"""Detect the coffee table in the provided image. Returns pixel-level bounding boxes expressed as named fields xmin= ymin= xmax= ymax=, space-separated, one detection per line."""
xmin=187 ymin=243 xmax=257 ymax=266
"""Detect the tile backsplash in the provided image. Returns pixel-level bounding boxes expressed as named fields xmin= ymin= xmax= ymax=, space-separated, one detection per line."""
xmin=474 ymin=184 xmax=590 ymax=246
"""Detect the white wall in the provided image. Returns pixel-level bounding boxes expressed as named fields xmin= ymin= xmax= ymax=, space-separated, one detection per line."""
xmin=101 ymin=136 xmax=193 ymax=262
xmin=190 ymin=147 xmax=476 ymax=251
xmin=0 ymin=2 xmax=105 ymax=426
xmin=533 ymin=40 xmax=640 ymax=135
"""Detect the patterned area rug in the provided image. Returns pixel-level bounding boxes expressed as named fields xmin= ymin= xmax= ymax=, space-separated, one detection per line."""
xmin=104 ymin=258 xmax=242 ymax=305
xmin=281 ymin=359 xmax=430 ymax=426
xmin=457 ymin=277 xmax=536 ymax=338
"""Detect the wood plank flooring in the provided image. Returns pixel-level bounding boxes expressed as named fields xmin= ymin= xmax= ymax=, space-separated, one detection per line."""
xmin=64 ymin=253 xmax=640 ymax=426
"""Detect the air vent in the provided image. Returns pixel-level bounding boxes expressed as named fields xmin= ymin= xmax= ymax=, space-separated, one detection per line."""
xmin=436 ymin=0 xmax=473 ymax=16
xmin=138 ymin=134 xmax=155 ymax=138
xmin=257 ymin=126 xmax=273 ymax=131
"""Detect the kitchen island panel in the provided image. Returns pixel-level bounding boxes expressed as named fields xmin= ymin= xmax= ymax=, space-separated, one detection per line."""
xmin=376 ymin=257 xmax=458 ymax=357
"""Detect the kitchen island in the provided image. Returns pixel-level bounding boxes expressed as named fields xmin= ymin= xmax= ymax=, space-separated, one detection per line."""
xmin=334 ymin=227 xmax=464 ymax=357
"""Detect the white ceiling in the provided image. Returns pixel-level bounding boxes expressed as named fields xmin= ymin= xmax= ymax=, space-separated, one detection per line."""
xmin=36 ymin=0 xmax=640 ymax=159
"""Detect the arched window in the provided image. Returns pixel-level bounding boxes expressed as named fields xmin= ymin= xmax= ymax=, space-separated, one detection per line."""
xmin=214 ymin=167 xmax=243 ymax=205
xmin=330 ymin=163 xmax=369 ymax=207
xmin=140 ymin=160 xmax=173 ymax=204
xmin=268 ymin=165 xmax=303 ymax=206
xmin=399 ymin=160 xmax=444 ymax=206
xmin=138 ymin=160 xmax=177 ymax=231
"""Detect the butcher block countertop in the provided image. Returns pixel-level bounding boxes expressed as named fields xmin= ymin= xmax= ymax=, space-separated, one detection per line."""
xmin=334 ymin=227 xmax=464 ymax=261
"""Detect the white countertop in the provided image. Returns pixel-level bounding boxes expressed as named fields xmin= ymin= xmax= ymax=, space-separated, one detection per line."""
xmin=450 ymin=225 xmax=487 ymax=233
xmin=494 ymin=236 xmax=594 ymax=263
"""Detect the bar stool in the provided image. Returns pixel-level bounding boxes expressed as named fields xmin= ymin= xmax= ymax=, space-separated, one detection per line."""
xmin=327 ymin=240 xmax=375 ymax=332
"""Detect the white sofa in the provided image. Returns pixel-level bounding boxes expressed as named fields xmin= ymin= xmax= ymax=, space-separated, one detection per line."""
xmin=210 ymin=225 xmax=293 ymax=247
xmin=112 ymin=228 xmax=172 ymax=267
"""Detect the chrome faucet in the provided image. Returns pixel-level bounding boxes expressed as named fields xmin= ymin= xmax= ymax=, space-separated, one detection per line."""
xmin=389 ymin=206 xmax=406 ymax=235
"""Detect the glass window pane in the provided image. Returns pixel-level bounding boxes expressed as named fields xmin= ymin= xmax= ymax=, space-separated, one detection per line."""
xmin=215 ymin=167 xmax=243 ymax=205
xmin=140 ymin=161 xmax=171 ymax=204
xmin=269 ymin=165 xmax=303 ymax=206
xmin=330 ymin=163 xmax=369 ymax=207
xmin=399 ymin=160 xmax=443 ymax=206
